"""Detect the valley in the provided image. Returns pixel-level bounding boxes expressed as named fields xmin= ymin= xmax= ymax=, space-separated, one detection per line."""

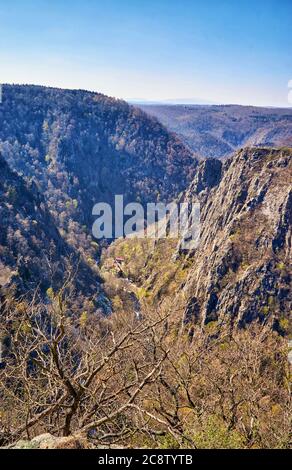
xmin=0 ymin=85 xmax=291 ymax=450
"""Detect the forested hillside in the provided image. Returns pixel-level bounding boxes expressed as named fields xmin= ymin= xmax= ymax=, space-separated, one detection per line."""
xmin=0 ymin=154 xmax=106 ymax=310
xmin=0 ymin=85 xmax=197 ymax=297
xmin=140 ymin=104 xmax=292 ymax=158
xmin=0 ymin=85 xmax=197 ymax=209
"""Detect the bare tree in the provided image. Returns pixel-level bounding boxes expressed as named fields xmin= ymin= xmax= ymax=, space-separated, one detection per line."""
xmin=0 ymin=283 xmax=290 ymax=449
xmin=0 ymin=282 xmax=171 ymax=446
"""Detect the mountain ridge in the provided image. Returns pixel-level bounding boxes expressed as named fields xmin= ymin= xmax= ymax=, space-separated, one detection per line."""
xmin=139 ymin=103 xmax=292 ymax=158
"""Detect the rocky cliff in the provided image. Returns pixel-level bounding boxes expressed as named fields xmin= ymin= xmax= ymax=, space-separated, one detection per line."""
xmin=105 ymin=147 xmax=291 ymax=334
xmin=182 ymin=147 xmax=291 ymax=331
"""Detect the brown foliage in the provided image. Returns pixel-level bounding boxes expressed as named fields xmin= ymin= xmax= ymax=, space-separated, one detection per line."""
xmin=0 ymin=281 xmax=290 ymax=449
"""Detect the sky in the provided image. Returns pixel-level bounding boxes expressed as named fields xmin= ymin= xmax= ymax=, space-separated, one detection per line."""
xmin=0 ymin=0 xmax=291 ymax=107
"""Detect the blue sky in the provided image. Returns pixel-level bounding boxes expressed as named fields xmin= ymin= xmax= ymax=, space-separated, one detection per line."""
xmin=0 ymin=0 xmax=291 ymax=106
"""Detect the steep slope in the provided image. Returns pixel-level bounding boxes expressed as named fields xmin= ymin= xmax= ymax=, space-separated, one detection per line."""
xmin=181 ymin=147 xmax=291 ymax=331
xmin=0 ymin=155 xmax=63 ymax=289
xmin=0 ymin=154 xmax=103 ymax=306
xmin=139 ymin=104 xmax=292 ymax=158
xmin=104 ymin=147 xmax=292 ymax=335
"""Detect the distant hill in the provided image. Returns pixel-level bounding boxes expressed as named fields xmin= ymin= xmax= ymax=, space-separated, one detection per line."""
xmin=139 ymin=104 xmax=292 ymax=158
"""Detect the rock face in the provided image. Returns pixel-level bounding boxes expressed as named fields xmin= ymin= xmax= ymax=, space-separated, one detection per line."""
xmin=181 ymin=147 xmax=291 ymax=331
xmin=140 ymin=104 xmax=292 ymax=158
xmin=109 ymin=147 xmax=291 ymax=334
xmin=188 ymin=158 xmax=222 ymax=194
xmin=9 ymin=433 xmax=91 ymax=449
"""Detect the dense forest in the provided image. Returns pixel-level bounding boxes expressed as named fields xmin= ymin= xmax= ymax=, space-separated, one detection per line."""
xmin=0 ymin=153 xmax=106 ymax=312
xmin=0 ymin=84 xmax=197 ymax=299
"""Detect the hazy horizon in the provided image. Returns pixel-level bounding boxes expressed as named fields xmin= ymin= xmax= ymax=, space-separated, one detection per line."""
xmin=0 ymin=0 xmax=291 ymax=107
xmin=2 ymin=82 xmax=292 ymax=109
